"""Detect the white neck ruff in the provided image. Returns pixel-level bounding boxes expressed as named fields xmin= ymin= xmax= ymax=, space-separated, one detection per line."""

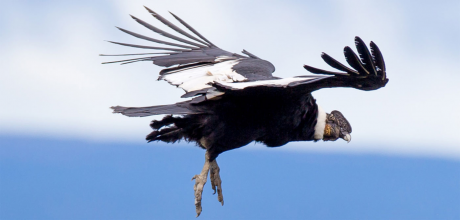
xmin=313 ymin=105 xmax=327 ymax=140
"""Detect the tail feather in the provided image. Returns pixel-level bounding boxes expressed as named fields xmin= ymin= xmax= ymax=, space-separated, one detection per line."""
xmin=111 ymin=103 xmax=195 ymax=117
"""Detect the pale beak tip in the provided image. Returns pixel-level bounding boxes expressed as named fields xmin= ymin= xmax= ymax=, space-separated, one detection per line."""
xmin=344 ymin=134 xmax=351 ymax=143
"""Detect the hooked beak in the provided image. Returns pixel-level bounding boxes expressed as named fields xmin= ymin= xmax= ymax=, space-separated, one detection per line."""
xmin=342 ymin=133 xmax=351 ymax=143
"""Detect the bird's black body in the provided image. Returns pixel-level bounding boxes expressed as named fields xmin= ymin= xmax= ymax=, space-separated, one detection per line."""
xmin=103 ymin=6 xmax=388 ymax=216
xmin=146 ymin=89 xmax=318 ymax=161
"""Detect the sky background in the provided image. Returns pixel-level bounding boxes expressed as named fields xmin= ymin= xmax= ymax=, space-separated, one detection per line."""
xmin=1 ymin=0 xmax=459 ymax=219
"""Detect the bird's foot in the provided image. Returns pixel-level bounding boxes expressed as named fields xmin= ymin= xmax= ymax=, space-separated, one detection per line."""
xmin=210 ymin=160 xmax=224 ymax=205
xmin=192 ymin=160 xmax=210 ymax=217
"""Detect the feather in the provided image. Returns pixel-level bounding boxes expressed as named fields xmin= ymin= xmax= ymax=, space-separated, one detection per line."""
xmin=160 ymin=62 xmax=214 ymax=76
xmin=153 ymin=56 xmax=215 ymax=67
xmin=116 ymin=27 xmax=198 ymax=49
xmin=303 ymin=64 xmax=349 ymax=76
xmin=242 ymin=50 xmax=260 ymax=59
xmin=370 ymin=41 xmax=386 ymax=80
xmin=144 ymin=7 xmax=212 ymax=47
xmin=111 ymin=104 xmax=195 ymax=117
xmin=120 ymin=59 xmax=152 ymax=65
xmin=354 ymin=36 xmax=377 ymax=76
xmin=160 ymin=59 xmax=243 ymax=91
xmin=181 ymin=88 xmax=210 ymax=98
xmin=321 ymin=53 xmax=358 ymax=75
xmin=343 ymin=46 xmax=369 ymax=75
xmin=100 ymin=52 xmax=174 ymax=56
xmin=130 ymin=15 xmax=207 ymax=48
xmin=102 ymin=56 xmax=153 ymax=64
xmin=107 ymin=41 xmax=184 ymax=51
xmin=169 ymin=12 xmax=217 ymax=47
xmin=214 ymin=76 xmax=330 ymax=90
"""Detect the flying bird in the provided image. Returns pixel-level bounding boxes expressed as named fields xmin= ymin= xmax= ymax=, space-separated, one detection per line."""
xmin=103 ymin=6 xmax=388 ymax=217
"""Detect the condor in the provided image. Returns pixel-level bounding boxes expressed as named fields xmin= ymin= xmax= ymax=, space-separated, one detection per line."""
xmin=103 ymin=6 xmax=388 ymax=217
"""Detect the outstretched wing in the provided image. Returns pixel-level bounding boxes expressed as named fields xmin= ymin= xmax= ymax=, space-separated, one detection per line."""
xmin=212 ymin=37 xmax=388 ymax=93
xmin=103 ymin=7 xmax=332 ymax=100
xmin=102 ymin=7 xmax=284 ymax=97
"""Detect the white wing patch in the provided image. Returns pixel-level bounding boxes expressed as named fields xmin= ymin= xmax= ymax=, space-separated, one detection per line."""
xmin=160 ymin=59 xmax=246 ymax=92
xmin=217 ymin=76 xmax=327 ymax=90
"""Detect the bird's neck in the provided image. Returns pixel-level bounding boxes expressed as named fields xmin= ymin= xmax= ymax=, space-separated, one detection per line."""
xmin=313 ymin=105 xmax=327 ymax=140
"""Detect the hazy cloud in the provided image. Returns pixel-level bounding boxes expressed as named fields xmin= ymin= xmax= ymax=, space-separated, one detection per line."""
xmin=1 ymin=0 xmax=459 ymax=158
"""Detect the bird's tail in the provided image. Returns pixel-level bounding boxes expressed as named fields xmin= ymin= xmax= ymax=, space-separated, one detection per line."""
xmin=111 ymin=102 xmax=195 ymax=117
xmin=111 ymin=101 xmax=206 ymax=143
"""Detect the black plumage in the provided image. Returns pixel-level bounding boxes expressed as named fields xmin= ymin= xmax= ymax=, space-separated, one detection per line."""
xmin=103 ymin=7 xmax=388 ymax=217
xmin=144 ymin=89 xmax=319 ymax=160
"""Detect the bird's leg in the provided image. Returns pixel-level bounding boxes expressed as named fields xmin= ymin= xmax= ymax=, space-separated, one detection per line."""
xmin=210 ymin=159 xmax=224 ymax=205
xmin=191 ymin=153 xmax=211 ymax=217
xmin=191 ymin=151 xmax=225 ymax=217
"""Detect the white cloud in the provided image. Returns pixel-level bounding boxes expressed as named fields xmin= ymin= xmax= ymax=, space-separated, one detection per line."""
xmin=1 ymin=1 xmax=459 ymax=158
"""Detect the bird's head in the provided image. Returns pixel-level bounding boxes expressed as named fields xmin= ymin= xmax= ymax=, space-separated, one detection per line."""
xmin=322 ymin=110 xmax=352 ymax=143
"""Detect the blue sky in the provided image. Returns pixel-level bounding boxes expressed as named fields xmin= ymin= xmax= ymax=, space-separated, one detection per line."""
xmin=1 ymin=0 xmax=459 ymax=219
xmin=1 ymin=136 xmax=459 ymax=220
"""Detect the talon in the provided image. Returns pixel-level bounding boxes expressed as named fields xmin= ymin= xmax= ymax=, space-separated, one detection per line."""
xmin=193 ymin=174 xmax=206 ymax=217
xmin=210 ymin=160 xmax=224 ymax=206
xmin=192 ymin=158 xmax=210 ymax=217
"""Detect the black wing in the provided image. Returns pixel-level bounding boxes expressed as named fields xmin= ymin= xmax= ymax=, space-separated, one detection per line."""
xmin=302 ymin=37 xmax=388 ymax=92
xmin=102 ymin=7 xmax=286 ymax=97
xmin=212 ymin=37 xmax=387 ymax=93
